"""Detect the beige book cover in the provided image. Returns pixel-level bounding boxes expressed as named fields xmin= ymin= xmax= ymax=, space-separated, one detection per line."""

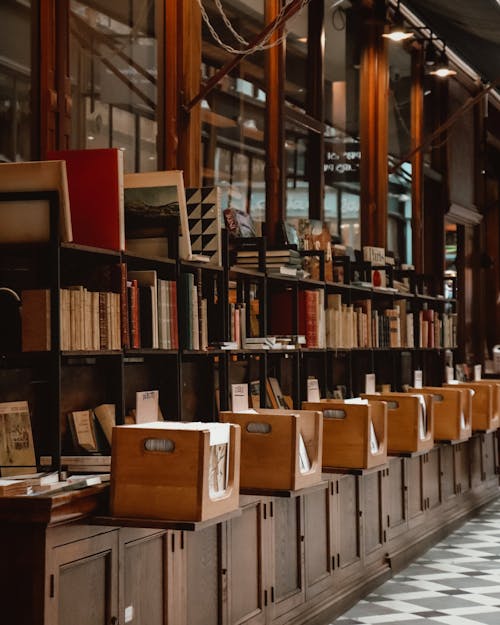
xmin=0 ymin=400 xmax=36 ymax=476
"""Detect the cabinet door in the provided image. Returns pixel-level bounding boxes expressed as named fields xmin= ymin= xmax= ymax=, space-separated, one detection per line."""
xmin=481 ymin=432 xmax=498 ymax=484
xmin=49 ymin=530 xmax=119 ymax=625
xmin=335 ymin=475 xmax=361 ymax=573
xmin=386 ymin=457 xmax=408 ymax=540
xmin=362 ymin=469 xmax=385 ymax=560
xmin=185 ymin=524 xmax=222 ymax=625
xmin=271 ymin=496 xmax=304 ymax=619
xmin=304 ymin=483 xmax=334 ymax=600
xmin=470 ymin=435 xmax=483 ymax=489
xmin=407 ymin=455 xmax=424 ymax=526
xmin=422 ymin=448 xmax=441 ymax=512
xmin=440 ymin=444 xmax=456 ymax=502
xmin=120 ymin=529 xmax=167 ymax=625
xmin=454 ymin=441 xmax=471 ymax=495
xmin=227 ymin=499 xmax=268 ymax=625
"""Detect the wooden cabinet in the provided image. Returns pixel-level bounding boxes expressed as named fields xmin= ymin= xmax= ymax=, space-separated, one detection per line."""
xmin=362 ymin=468 xmax=386 ymax=560
xmin=47 ymin=528 xmax=119 ymax=625
xmin=422 ymin=448 xmax=441 ymax=512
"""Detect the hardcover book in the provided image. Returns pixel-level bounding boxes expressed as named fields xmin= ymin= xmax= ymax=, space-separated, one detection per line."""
xmin=124 ymin=170 xmax=209 ymax=262
xmin=0 ymin=400 xmax=36 ymax=476
xmin=47 ymin=148 xmax=124 ymax=250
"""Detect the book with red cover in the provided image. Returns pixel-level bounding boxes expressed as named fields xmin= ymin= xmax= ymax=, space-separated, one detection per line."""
xmin=46 ymin=148 xmax=124 ymax=251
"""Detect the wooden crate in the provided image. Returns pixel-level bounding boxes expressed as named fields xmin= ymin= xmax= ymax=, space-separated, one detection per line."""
xmin=410 ymin=386 xmax=472 ymax=442
xmin=444 ymin=382 xmax=500 ymax=431
xmin=110 ymin=422 xmax=241 ymax=522
xmin=361 ymin=392 xmax=434 ymax=454
xmin=301 ymin=399 xmax=387 ymax=470
xmin=219 ymin=408 xmax=322 ymax=491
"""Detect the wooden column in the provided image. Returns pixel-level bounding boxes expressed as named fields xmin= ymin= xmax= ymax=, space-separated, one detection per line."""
xmin=177 ymin=0 xmax=202 ymax=185
xmin=359 ymin=0 xmax=388 ymax=248
xmin=265 ymin=0 xmax=285 ymax=248
xmin=159 ymin=0 xmax=177 ymax=170
xmin=307 ymin=2 xmax=325 ymax=221
xmin=410 ymin=44 xmax=424 ymax=273
xmin=38 ymin=0 xmax=58 ymax=157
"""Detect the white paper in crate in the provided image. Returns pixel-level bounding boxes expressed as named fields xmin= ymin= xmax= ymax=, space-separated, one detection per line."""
xmin=345 ymin=398 xmax=379 ymax=453
xmin=128 ymin=421 xmax=231 ymax=499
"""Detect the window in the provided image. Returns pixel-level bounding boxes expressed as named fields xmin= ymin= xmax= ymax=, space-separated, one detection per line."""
xmin=0 ymin=0 xmax=32 ymax=162
xmin=69 ymin=0 xmax=158 ymax=172
xmin=387 ymin=40 xmax=412 ymax=263
xmin=201 ymin=0 xmax=266 ymax=225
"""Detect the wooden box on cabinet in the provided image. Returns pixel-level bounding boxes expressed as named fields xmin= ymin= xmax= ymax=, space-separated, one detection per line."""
xmin=219 ymin=408 xmax=322 ymax=491
xmin=110 ymin=422 xmax=241 ymax=522
xmin=410 ymin=386 xmax=472 ymax=442
xmin=444 ymin=382 xmax=500 ymax=432
xmin=362 ymin=392 xmax=434 ymax=455
xmin=301 ymin=399 xmax=387 ymax=470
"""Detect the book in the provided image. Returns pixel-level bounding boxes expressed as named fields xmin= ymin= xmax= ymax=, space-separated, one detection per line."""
xmin=231 ymin=383 xmax=249 ymax=412
xmin=68 ymin=409 xmax=98 ymax=453
xmin=135 ymin=390 xmax=160 ymax=424
xmin=21 ymin=289 xmax=51 ymax=351
xmin=128 ymin=270 xmax=159 ymax=349
xmin=0 ymin=401 xmax=36 ymax=476
xmin=185 ymin=187 xmax=222 ymax=265
xmin=0 ymin=160 xmax=72 ymax=242
xmin=47 ymin=148 xmax=124 ymax=250
xmin=93 ymin=404 xmax=116 ymax=447
xmin=124 ymin=170 xmax=209 ymax=262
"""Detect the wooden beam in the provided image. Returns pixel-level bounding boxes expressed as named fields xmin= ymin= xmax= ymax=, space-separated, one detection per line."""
xmin=359 ymin=0 xmax=388 ymax=248
xmin=307 ymin=2 xmax=325 ymax=221
xmin=411 ymin=44 xmax=424 ymax=272
xmin=265 ymin=0 xmax=285 ymax=248
xmin=161 ymin=0 xmax=179 ymax=170
xmin=178 ymin=0 xmax=202 ymax=185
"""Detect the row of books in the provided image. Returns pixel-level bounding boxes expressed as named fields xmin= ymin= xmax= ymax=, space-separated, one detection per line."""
xmin=325 ymin=295 xmax=457 ymax=349
xmin=180 ymin=272 xmax=209 ymax=350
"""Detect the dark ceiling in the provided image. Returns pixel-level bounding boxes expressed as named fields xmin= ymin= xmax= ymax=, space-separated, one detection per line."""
xmin=402 ymin=0 xmax=500 ymax=84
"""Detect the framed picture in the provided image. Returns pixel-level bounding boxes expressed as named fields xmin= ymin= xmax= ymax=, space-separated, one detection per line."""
xmin=124 ymin=170 xmax=206 ymax=262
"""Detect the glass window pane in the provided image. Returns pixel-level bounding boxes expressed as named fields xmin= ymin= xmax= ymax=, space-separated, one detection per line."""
xmin=285 ymin=121 xmax=310 ymax=219
xmin=387 ymin=41 xmax=412 ymax=262
xmin=324 ymin=0 xmax=361 ymax=137
xmin=0 ymin=0 xmax=32 ymax=162
xmin=201 ymin=0 xmax=266 ymax=225
xmin=69 ymin=0 xmax=157 ymax=172
xmin=285 ymin=8 xmax=308 ymax=109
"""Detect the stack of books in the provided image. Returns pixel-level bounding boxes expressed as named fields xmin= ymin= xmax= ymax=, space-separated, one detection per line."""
xmin=234 ymin=249 xmax=302 ymax=276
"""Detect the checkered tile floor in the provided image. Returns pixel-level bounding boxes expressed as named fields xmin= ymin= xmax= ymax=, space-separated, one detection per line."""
xmin=333 ymin=498 xmax=500 ymax=624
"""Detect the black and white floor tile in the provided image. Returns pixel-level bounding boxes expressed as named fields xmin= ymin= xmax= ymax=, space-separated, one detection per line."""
xmin=333 ymin=499 xmax=500 ymax=625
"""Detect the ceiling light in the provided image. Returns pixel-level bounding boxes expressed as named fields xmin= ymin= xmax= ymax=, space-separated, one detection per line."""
xmin=429 ymin=48 xmax=457 ymax=78
xmin=382 ymin=0 xmax=413 ymax=42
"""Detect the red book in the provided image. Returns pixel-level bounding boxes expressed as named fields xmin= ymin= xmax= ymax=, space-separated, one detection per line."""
xmin=46 ymin=148 xmax=124 ymax=251
xmin=304 ymin=290 xmax=319 ymax=348
xmin=128 ymin=279 xmax=141 ymax=349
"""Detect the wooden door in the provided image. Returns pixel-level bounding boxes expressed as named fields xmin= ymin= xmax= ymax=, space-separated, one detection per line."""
xmin=481 ymin=432 xmax=498 ymax=484
xmin=227 ymin=498 xmax=268 ymax=625
xmin=271 ymin=496 xmax=304 ymax=619
xmin=422 ymin=448 xmax=442 ymax=512
xmin=335 ymin=475 xmax=361 ymax=573
xmin=185 ymin=524 xmax=222 ymax=625
xmin=49 ymin=530 xmax=119 ymax=625
xmin=362 ymin=468 xmax=385 ymax=561
xmin=386 ymin=457 xmax=408 ymax=540
xmin=120 ymin=529 xmax=167 ymax=625
xmin=440 ymin=443 xmax=456 ymax=502
xmin=454 ymin=441 xmax=471 ymax=496
xmin=304 ymin=483 xmax=334 ymax=600
xmin=407 ymin=455 xmax=424 ymax=527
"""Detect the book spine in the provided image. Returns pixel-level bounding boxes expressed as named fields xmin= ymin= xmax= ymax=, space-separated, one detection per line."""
xmin=118 ymin=263 xmax=130 ymax=349
xmin=171 ymin=281 xmax=179 ymax=350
